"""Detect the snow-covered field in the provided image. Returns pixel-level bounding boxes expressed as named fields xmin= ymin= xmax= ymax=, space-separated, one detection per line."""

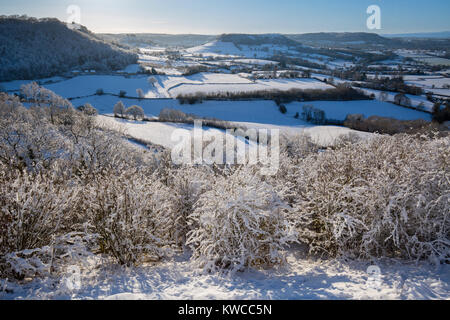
xmin=168 ymin=78 xmax=333 ymax=96
xmin=97 ymin=116 xmax=259 ymax=150
xmin=98 ymin=115 xmax=372 ymax=149
xmin=2 ymin=246 xmax=448 ymax=300
xmin=354 ymin=88 xmax=435 ymax=112
xmin=186 ymin=40 xmax=298 ymax=59
xmin=70 ymin=96 xmax=431 ymax=124
xmin=404 ymin=76 xmax=450 ymax=96
xmin=1 ymin=73 xmax=333 ymax=99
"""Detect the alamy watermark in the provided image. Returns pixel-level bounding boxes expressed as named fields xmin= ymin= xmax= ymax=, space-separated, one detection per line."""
xmin=366 ymin=265 xmax=382 ymax=290
xmin=367 ymin=5 xmax=381 ymax=30
xmin=170 ymin=120 xmax=280 ymax=175
xmin=63 ymin=265 xmax=82 ymax=292
xmin=66 ymin=5 xmax=82 ymax=30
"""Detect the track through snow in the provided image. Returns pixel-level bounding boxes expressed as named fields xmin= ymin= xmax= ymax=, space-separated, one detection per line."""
xmin=1 ymin=247 xmax=448 ymax=300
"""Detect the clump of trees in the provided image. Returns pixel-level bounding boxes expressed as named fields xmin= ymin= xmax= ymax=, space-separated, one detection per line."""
xmin=343 ymin=114 xmax=445 ymax=135
xmin=353 ymin=76 xmax=423 ymax=96
xmin=432 ymin=102 xmax=450 ymax=123
xmin=300 ymin=105 xmax=326 ymax=124
xmin=183 ymin=65 xmax=209 ymax=76
xmin=177 ymin=85 xmax=370 ymax=105
xmin=158 ymin=108 xmax=244 ymax=132
xmin=394 ymin=93 xmax=412 ymax=107
xmin=126 ymin=105 xmax=145 ymax=120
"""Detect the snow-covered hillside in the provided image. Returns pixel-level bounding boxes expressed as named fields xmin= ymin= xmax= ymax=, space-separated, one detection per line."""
xmin=186 ymin=40 xmax=299 ymax=59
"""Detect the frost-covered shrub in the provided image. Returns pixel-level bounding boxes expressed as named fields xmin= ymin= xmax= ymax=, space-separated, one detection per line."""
xmin=0 ymin=103 xmax=68 ymax=171
xmin=0 ymin=171 xmax=74 ymax=255
xmin=288 ymin=134 xmax=450 ymax=263
xmin=163 ymin=167 xmax=212 ymax=248
xmin=187 ymin=168 xmax=296 ymax=272
xmin=272 ymin=134 xmax=320 ymax=205
xmin=84 ymin=171 xmax=174 ymax=266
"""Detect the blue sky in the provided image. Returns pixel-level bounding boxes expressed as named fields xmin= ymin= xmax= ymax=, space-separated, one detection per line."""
xmin=1 ymin=0 xmax=449 ymax=34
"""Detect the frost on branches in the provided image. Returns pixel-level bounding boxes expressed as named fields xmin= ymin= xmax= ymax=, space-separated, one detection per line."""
xmin=0 ymin=88 xmax=448 ymax=283
xmin=187 ymin=168 xmax=297 ymax=273
xmin=286 ymin=134 xmax=449 ymax=263
xmin=84 ymin=171 xmax=174 ymax=266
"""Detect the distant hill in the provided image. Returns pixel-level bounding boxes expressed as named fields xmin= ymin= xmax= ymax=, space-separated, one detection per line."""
xmin=218 ymin=33 xmax=300 ymax=46
xmin=285 ymin=32 xmax=450 ymax=50
xmin=383 ymin=31 xmax=450 ymax=39
xmin=0 ymin=16 xmax=138 ymax=81
xmin=286 ymin=32 xmax=396 ymax=46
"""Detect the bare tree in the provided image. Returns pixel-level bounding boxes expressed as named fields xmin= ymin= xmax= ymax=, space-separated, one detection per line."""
xmin=136 ymin=88 xmax=145 ymax=100
xmin=113 ymin=101 xmax=126 ymax=118
xmin=148 ymin=77 xmax=157 ymax=88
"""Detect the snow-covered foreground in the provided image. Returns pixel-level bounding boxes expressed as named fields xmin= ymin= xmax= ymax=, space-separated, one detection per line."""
xmin=2 ymin=246 xmax=448 ymax=300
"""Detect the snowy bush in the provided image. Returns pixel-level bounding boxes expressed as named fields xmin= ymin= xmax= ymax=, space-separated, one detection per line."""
xmin=187 ymin=168 xmax=296 ymax=273
xmin=84 ymin=171 xmax=174 ymax=266
xmin=0 ymin=170 xmax=75 ymax=256
xmin=287 ymin=134 xmax=450 ymax=263
xmin=162 ymin=167 xmax=212 ymax=248
xmin=0 ymin=98 xmax=67 ymax=171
